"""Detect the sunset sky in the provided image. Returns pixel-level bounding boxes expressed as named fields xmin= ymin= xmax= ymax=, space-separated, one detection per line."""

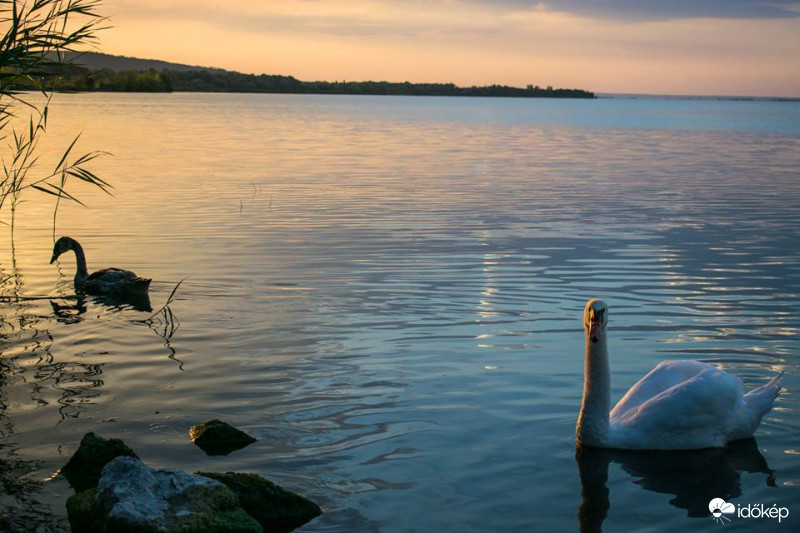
xmin=99 ymin=0 xmax=800 ymax=97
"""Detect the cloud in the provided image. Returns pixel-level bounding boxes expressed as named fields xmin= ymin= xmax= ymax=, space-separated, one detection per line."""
xmin=479 ymin=0 xmax=800 ymax=20
xmin=106 ymin=1 xmax=800 ymax=41
xmin=98 ymin=0 xmax=800 ymax=96
xmin=107 ymin=1 xmax=510 ymax=39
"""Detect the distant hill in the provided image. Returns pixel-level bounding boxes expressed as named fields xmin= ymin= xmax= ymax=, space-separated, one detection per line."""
xmin=30 ymin=52 xmax=595 ymax=99
xmin=62 ymin=51 xmax=225 ymax=73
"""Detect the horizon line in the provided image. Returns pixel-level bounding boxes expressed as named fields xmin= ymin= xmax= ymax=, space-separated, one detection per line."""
xmin=77 ymin=50 xmax=800 ymax=101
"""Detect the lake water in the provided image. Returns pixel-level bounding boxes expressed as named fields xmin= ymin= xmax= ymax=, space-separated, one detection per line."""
xmin=1 ymin=93 xmax=799 ymax=532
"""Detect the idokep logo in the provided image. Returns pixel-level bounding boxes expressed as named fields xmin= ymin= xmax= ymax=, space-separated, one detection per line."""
xmin=709 ymin=498 xmax=790 ymax=525
xmin=709 ymin=498 xmax=736 ymax=524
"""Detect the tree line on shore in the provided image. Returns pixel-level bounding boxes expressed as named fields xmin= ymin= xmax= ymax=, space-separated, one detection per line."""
xmin=15 ymin=64 xmax=596 ymax=98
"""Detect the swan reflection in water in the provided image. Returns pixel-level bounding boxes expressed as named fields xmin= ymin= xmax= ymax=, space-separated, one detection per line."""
xmin=576 ymin=438 xmax=775 ymax=532
xmin=50 ymin=293 xmax=183 ymax=368
xmin=50 ymin=292 xmax=153 ymax=322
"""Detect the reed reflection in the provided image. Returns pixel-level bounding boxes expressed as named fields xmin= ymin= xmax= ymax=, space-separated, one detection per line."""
xmin=0 ymin=285 xmax=97 ymax=528
xmin=576 ymin=439 xmax=776 ymax=533
xmin=0 ymin=343 xmax=74 ymax=530
xmin=0 ymin=439 xmax=66 ymax=531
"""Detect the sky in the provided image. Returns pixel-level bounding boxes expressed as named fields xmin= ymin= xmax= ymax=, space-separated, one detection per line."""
xmin=97 ymin=0 xmax=800 ymax=97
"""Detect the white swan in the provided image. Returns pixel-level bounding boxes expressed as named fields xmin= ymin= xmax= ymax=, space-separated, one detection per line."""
xmin=51 ymin=236 xmax=151 ymax=295
xmin=576 ymin=299 xmax=783 ymax=450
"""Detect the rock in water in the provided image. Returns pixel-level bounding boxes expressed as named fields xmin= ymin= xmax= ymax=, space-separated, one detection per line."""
xmin=65 ymin=488 xmax=105 ymax=533
xmin=67 ymin=456 xmax=262 ymax=533
xmin=189 ymin=419 xmax=256 ymax=456
xmin=60 ymin=432 xmax=138 ymax=492
xmin=198 ymin=472 xmax=322 ymax=532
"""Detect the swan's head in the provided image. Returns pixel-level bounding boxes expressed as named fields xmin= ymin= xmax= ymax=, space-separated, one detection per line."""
xmin=50 ymin=236 xmax=76 ymax=264
xmin=584 ymin=299 xmax=608 ymax=343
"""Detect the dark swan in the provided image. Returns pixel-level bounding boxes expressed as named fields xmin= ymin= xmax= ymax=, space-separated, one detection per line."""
xmin=51 ymin=236 xmax=151 ymax=295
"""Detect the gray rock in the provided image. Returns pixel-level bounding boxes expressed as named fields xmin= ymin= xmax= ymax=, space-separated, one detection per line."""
xmin=96 ymin=457 xmax=171 ymax=526
xmin=68 ymin=456 xmax=262 ymax=532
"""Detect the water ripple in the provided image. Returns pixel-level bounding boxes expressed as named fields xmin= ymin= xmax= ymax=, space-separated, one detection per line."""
xmin=1 ymin=93 xmax=798 ymax=532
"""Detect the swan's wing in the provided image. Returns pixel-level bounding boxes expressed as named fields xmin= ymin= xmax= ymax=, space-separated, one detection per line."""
xmin=85 ymin=268 xmax=151 ymax=294
xmin=87 ymin=267 xmax=137 ymax=282
xmin=611 ymin=360 xmax=714 ymax=419
xmin=611 ymin=366 xmax=743 ymax=449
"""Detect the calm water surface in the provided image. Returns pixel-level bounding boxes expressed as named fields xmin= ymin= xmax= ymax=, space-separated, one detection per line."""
xmin=1 ymin=93 xmax=799 ymax=532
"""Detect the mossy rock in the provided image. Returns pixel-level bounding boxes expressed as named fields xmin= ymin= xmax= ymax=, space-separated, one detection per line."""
xmin=190 ymin=419 xmax=256 ymax=456
xmin=61 ymin=432 xmax=138 ymax=491
xmin=198 ymin=471 xmax=322 ymax=532
xmin=67 ymin=490 xmax=262 ymax=533
xmin=103 ymin=504 xmax=261 ymax=533
xmin=66 ymin=458 xmax=263 ymax=533
xmin=66 ymin=488 xmax=104 ymax=533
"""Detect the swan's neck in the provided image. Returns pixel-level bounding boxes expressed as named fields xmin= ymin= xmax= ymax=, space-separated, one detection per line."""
xmin=577 ymin=332 xmax=611 ymax=447
xmin=70 ymin=240 xmax=89 ymax=284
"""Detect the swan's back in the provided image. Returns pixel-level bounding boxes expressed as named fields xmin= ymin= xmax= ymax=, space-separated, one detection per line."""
xmin=610 ymin=365 xmax=742 ymax=449
xmin=85 ymin=268 xmax=151 ymax=294
xmin=611 ymin=360 xmax=714 ymax=419
xmin=609 ymin=361 xmax=781 ymax=450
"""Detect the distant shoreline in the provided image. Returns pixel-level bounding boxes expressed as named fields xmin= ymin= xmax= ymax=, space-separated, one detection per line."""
xmin=22 ymin=52 xmax=595 ymax=99
xmin=599 ymin=93 xmax=800 ymax=103
xmin=23 ymin=69 xmax=597 ymax=99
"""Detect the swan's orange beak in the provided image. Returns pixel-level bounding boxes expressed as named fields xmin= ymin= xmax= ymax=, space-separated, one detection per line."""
xmin=588 ymin=317 xmax=603 ymax=343
xmin=589 ymin=321 xmax=600 ymax=343
xmin=585 ymin=302 xmax=607 ymax=344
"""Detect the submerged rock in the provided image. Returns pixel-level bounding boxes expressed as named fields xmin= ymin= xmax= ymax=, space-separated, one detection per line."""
xmin=198 ymin=472 xmax=322 ymax=533
xmin=190 ymin=419 xmax=256 ymax=456
xmin=66 ymin=456 xmax=262 ymax=533
xmin=60 ymin=432 xmax=138 ymax=492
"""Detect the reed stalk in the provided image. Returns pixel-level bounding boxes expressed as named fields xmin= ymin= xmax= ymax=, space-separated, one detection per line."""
xmin=0 ymin=0 xmax=109 ymax=237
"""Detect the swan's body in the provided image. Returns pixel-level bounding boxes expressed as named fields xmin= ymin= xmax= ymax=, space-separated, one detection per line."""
xmin=577 ymin=300 xmax=782 ymax=450
xmin=51 ymin=236 xmax=151 ymax=295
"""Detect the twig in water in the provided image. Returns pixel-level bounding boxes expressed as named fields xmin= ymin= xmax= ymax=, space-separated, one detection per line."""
xmin=142 ymin=278 xmax=185 ymax=323
xmin=152 ymin=304 xmax=180 ymax=341
xmin=134 ymin=279 xmax=185 ymax=368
